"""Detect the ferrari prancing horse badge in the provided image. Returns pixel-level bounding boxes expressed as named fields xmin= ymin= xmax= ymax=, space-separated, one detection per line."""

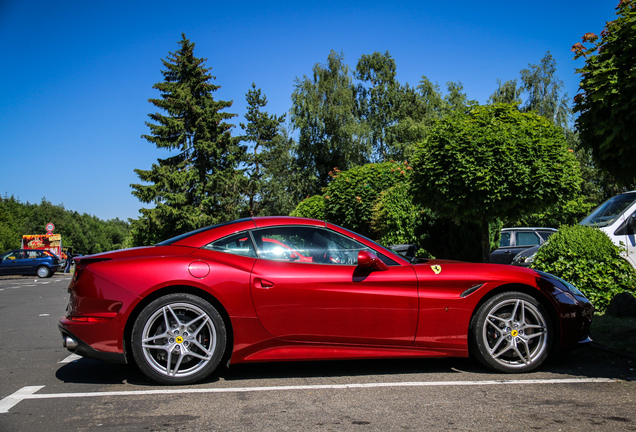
xmin=431 ymin=265 xmax=442 ymax=275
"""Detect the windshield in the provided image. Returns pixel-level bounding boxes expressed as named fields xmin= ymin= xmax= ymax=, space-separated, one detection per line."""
xmin=580 ymin=192 xmax=636 ymax=227
xmin=331 ymin=224 xmax=404 ymax=264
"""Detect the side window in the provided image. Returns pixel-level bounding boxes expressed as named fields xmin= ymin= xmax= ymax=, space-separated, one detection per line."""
xmin=204 ymin=232 xmax=257 ymax=258
xmin=3 ymin=251 xmax=21 ymax=260
xmin=251 ymin=226 xmax=370 ymax=265
xmin=516 ymin=232 xmax=541 ymax=247
xmin=538 ymin=231 xmax=556 ymax=242
xmin=499 ymin=232 xmax=511 ymax=247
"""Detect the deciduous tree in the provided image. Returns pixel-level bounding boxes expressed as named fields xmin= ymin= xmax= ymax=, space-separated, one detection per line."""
xmin=488 ymin=79 xmax=522 ymax=105
xmin=572 ymin=0 xmax=636 ymax=187
xmin=291 ymin=51 xmax=369 ymax=195
xmin=355 ymin=51 xmax=403 ymax=161
xmin=411 ymin=104 xmax=581 ymax=261
xmin=520 ymin=52 xmax=571 ymax=129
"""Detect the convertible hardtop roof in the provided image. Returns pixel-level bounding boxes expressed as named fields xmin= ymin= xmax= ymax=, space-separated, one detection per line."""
xmin=158 ymin=216 xmax=327 ymax=247
xmin=156 ymin=216 xmax=410 ymax=265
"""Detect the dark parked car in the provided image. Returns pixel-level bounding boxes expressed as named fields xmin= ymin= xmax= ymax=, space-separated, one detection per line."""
xmin=512 ymin=245 xmax=541 ymax=267
xmin=491 ymin=228 xmax=557 ymax=264
xmin=59 ymin=217 xmax=592 ymax=385
xmin=0 ymin=249 xmax=60 ymax=277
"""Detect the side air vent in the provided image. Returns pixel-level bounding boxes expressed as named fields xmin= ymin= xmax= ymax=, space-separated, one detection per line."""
xmin=461 ymin=284 xmax=484 ymax=298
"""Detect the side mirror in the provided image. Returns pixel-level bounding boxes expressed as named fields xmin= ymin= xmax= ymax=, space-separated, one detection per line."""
xmin=357 ymin=250 xmax=389 ymax=271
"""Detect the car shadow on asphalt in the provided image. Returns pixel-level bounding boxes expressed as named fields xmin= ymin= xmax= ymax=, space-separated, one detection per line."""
xmin=55 ymin=345 xmax=634 ymax=387
xmin=55 ymin=358 xmax=148 ymax=385
xmin=55 ymin=356 xmax=480 ymax=386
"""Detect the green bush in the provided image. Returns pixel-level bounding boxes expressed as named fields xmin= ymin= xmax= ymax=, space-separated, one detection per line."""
xmin=323 ymin=161 xmax=412 ymax=237
xmin=532 ymin=225 xmax=636 ymax=312
xmin=290 ymin=195 xmax=325 ymax=220
xmin=371 ymin=182 xmax=421 ymax=247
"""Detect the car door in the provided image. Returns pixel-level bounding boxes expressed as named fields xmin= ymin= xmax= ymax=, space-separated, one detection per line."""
xmin=248 ymin=226 xmax=419 ymax=346
xmin=23 ymin=250 xmax=44 ymax=273
xmin=614 ymin=207 xmax=636 ymax=270
xmin=492 ymin=230 xmax=540 ymax=264
xmin=0 ymin=251 xmax=21 ymax=274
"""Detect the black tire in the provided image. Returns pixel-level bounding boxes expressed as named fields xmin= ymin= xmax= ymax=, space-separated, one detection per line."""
xmin=469 ymin=291 xmax=552 ymax=373
xmin=131 ymin=293 xmax=227 ymax=385
xmin=36 ymin=266 xmax=51 ymax=278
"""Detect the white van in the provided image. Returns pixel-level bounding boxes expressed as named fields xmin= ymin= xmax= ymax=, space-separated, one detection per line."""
xmin=580 ymin=191 xmax=636 ymax=270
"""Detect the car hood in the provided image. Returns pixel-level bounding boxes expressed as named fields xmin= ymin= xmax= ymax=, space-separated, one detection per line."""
xmin=412 ymin=260 xmax=539 ymax=285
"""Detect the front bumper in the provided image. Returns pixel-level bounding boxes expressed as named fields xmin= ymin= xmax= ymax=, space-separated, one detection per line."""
xmin=556 ymin=291 xmax=594 ymax=351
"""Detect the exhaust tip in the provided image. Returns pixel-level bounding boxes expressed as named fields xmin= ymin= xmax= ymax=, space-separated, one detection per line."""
xmin=63 ymin=336 xmax=78 ymax=351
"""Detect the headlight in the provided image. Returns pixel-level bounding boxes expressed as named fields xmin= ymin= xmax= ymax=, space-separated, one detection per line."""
xmin=553 ymin=274 xmax=584 ymax=297
xmin=537 ymin=271 xmax=585 ymax=297
xmin=560 ymin=278 xmax=584 ymax=297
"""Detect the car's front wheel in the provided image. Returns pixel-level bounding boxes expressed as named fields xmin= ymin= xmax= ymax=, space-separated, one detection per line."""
xmin=36 ymin=266 xmax=51 ymax=278
xmin=470 ymin=291 xmax=552 ymax=373
xmin=131 ymin=293 xmax=227 ymax=385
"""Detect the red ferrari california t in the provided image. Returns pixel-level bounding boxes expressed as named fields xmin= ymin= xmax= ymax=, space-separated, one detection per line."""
xmin=59 ymin=217 xmax=593 ymax=385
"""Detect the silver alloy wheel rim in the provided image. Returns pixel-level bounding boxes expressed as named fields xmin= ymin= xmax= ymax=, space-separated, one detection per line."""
xmin=141 ymin=302 xmax=217 ymax=379
xmin=482 ymin=298 xmax=548 ymax=369
xmin=37 ymin=267 xmax=49 ymax=278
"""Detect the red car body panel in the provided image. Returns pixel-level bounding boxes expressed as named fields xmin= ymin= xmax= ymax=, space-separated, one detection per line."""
xmin=59 ymin=217 xmax=593 ymax=370
xmin=250 ymin=259 xmax=418 ymax=346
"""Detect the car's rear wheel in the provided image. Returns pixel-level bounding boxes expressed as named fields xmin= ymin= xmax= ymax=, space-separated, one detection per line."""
xmin=36 ymin=266 xmax=51 ymax=278
xmin=131 ymin=293 xmax=226 ymax=385
xmin=470 ymin=291 xmax=551 ymax=373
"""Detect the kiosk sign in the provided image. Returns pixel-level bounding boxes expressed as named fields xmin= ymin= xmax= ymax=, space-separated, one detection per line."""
xmin=22 ymin=234 xmax=62 ymax=258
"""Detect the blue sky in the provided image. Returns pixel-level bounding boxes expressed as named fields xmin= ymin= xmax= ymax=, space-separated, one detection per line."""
xmin=0 ymin=0 xmax=618 ymax=222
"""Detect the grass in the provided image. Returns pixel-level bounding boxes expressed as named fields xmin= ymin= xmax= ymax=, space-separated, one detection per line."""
xmin=591 ymin=313 xmax=636 ymax=354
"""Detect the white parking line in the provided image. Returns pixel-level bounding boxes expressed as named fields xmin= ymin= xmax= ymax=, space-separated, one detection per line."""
xmin=59 ymin=354 xmax=82 ymax=363
xmin=0 ymin=378 xmax=618 ymax=413
xmin=0 ymin=386 xmax=45 ymax=413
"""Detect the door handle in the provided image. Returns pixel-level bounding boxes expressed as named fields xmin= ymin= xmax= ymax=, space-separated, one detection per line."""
xmin=255 ymin=278 xmax=275 ymax=289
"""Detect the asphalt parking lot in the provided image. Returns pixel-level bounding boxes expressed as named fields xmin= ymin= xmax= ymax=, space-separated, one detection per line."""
xmin=1 ymin=274 xmax=635 ymax=431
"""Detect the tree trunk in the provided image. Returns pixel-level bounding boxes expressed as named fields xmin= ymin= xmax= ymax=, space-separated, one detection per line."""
xmin=481 ymin=219 xmax=491 ymax=263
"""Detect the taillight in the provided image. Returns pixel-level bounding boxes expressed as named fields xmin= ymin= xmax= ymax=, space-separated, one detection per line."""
xmin=66 ymin=316 xmax=111 ymax=323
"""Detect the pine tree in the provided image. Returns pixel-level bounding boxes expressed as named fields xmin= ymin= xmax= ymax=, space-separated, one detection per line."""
xmin=130 ymin=34 xmax=245 ymax=245
xmin=240 ymin=84 xmax=286 ymax=216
